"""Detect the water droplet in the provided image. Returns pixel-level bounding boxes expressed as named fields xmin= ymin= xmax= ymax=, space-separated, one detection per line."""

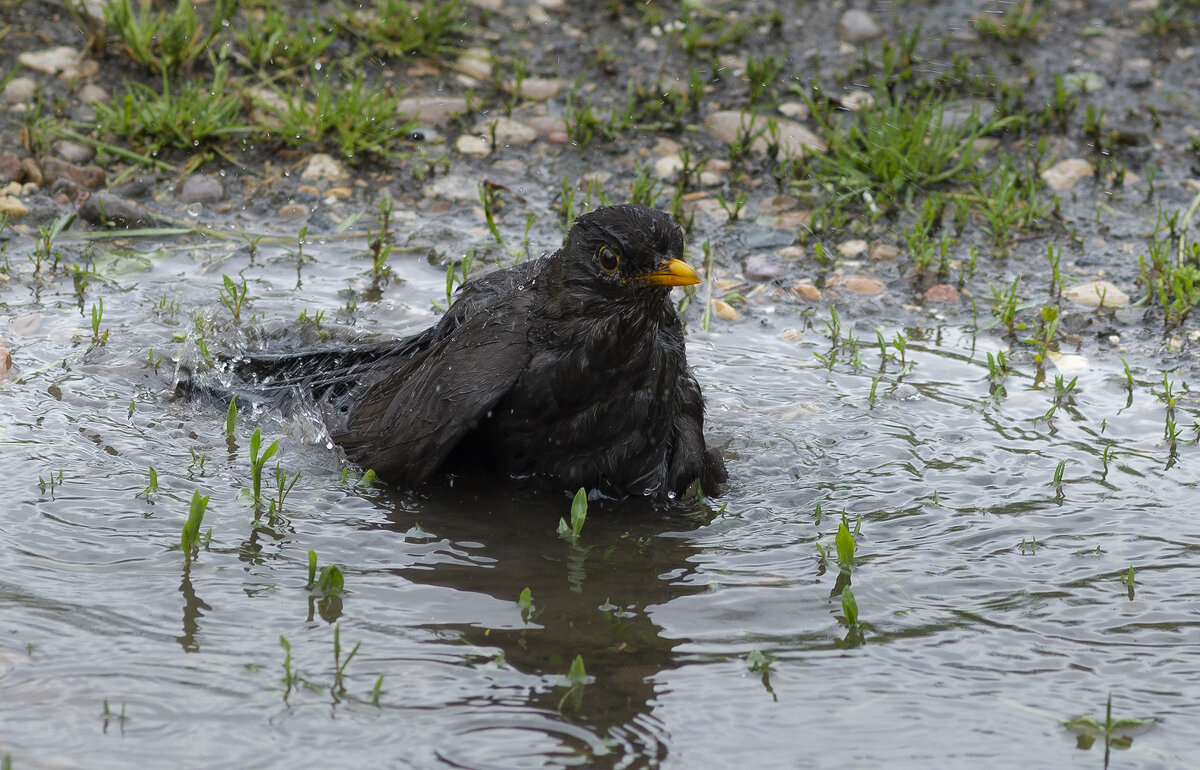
xmin=186 ymin=202 xmax=202 ymax=217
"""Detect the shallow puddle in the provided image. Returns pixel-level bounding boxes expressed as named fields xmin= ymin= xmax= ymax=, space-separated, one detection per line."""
xmin=2 ymin=229 xmax=1197 ymax=767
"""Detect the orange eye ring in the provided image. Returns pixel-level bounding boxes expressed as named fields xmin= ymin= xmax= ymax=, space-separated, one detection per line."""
xmin=597 ymin=245 xmax=621 ymax=274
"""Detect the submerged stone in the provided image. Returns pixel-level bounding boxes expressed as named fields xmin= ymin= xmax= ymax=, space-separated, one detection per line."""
xmin=79 ymin=193 xmax=157 ymax=229
xmin=177 ymin=174 xmax=225 ymax=205
xmin=711 ymin=299 xmax=740 ymax=322
xmin=923 ymin=284 xmax=961 ymax=305
xmin=41 ymin=157 xmax=104 ymax=189
xmin=1062 ymin=280 xmax=1129 ymax=308
xmin=828 ymin=275 xmax=884 ymax=295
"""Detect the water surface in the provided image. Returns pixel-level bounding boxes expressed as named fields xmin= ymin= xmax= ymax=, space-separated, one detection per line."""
xmin=1 ymin=229 xmax=1197 ymax=768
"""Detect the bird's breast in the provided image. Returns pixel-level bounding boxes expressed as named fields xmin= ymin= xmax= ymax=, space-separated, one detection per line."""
xmin=474 ymin=310 xmax=687 ymax=494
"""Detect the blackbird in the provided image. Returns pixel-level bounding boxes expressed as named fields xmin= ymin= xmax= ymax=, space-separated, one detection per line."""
xmin=192 ymin=204 xmax=726 ymax=499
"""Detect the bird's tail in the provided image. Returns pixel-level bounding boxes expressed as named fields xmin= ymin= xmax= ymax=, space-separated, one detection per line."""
xmin=171 ymin=337 xmax=419 ymax=412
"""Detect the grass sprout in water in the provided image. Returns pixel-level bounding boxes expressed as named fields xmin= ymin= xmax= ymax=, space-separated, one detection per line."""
xmin=557 ymin=487 xmax=588 ymax=544
xmin=556 ymin=654 xmax=589 ymax=712
xmin=838 ymin=586 xmax=865 ymax=648
xmin=306 ymin=550 xmax=345 ymax=598
xmin=243 ymin=428 xmax=278 ymax=512
xmin=518 ymin=587 xmax=534 ymax=625
xmin=1065 ymin=693 xmax=1156 ymax=761
xmin=180 ymin=490 xmax=210 ymax=563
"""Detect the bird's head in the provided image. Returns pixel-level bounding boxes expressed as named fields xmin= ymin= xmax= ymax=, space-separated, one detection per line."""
xmin=560 ymin=204 xmax=700 ymax=296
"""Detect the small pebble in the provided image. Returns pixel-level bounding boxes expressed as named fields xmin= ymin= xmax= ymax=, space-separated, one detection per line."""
xmin=17 ymin=46 xmax=80 ymax=75
xmin=0 ymin=196 xmax=29 ymax=220
xmin=508 ymin=76 xmax=565 ymax=101
xmin=2 ymin=77 xmax=36 ymax=104
xmin=841 ymin=91 xmax=875 ymax=111
xmin=869 ymin=243 xmax=900 ymax=262
xmin=744 ymin=254 xmax=787 ymax=281
xmin=301 ymin=153 xmax=348 ymax=182
xmin=1047 ymin=352 xmax=1089 ymax=374
xmin=77 ymin=84 xmax=110 ymax=104
xmin=654 ymin=154 xmax=684 ymax=179
xmin=1042 ymin=158 xmax=1093 ymax=190
xmin=838 ymin=239 xmax=868 ymax=258
xmin=51 ymin=140 xmax=95 ymax=165
xmin=276 ymin=203 xmax=310 ymax=218
xmin=455 ymin=134 xmax=492 ymax=157
xmin=792 ymin=283 xmax=821 ymax=301
xmin=455 ymin=48 xmax=493 ymax=81
xmin=177 ymin=173 xmax=225 ymax=204
xmin=923 ymin=284 xmax=961 ymax=304
xmin=777 ymin=101 xmax=809 ymax=120
xmin=837 ymin=10 xmax=883 ymax=44
xmin=49 ymin=178 xmax=80 ymax=202
xmin=21 ymin=158 xmax=43 ymax=186
xmin=40 ymin=157 xmax=104 ymax=189
xmin=79 ymin=192 xmax=157 ymax=228
xmin=422 ymin=174 xmax=479 ymax=202
xmin=759 ymin=195 xmax=799 ymax=214
xmin=774 ymin=210 xmax=811 ymax=229
xmin=1062 ymin=280 xmax=1129 ymax=308
xmin=109 ymin=176 xmax=155 ymax=199
xmin=711 ymin=299 xmax=740 ymax=321
xmin=528 ymin=116 xmax=567 ymax=138
xmin=472 ymin=117 xmax=537 ymax=146
xmin=395 ymin=95 xmax=469 ymax=124
xmin=0 ymin=153 xmax=21 ymax=182
xmin=828 ymin=275 xmax=884 ymax=295
xmin=703 ymin=111 xmax=825 ymax=156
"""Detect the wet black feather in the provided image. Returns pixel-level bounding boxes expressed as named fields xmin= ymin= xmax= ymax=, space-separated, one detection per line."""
xmin=181 ymin=204 xmax=726 ymax=498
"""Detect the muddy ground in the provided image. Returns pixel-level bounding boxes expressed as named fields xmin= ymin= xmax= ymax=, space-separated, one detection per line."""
xmin=1 ymin=0 xmax=1199 ymax=376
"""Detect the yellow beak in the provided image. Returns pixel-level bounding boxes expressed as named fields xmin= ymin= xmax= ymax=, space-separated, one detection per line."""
xmin=640 ymin=258 xmax=701 ymax=287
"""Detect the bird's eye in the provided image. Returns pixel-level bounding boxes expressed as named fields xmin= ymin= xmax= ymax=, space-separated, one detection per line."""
xmin=596 ymin=245 xmax=621 ymax=274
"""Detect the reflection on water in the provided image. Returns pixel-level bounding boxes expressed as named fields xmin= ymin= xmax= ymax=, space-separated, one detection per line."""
xmin=2 ymin=237 xmax=1199 ymax=767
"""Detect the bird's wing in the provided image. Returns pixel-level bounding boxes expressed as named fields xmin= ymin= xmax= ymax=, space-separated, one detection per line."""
xmin=194 ymin=261 xmax=541 ymax=406
xmin=329 ymin=305 xmax=533 ymax=485
xmin=226 ymin=337 xmax=424 ymax=392
xmin=667 ymin=369 xmax=727 ymax=496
